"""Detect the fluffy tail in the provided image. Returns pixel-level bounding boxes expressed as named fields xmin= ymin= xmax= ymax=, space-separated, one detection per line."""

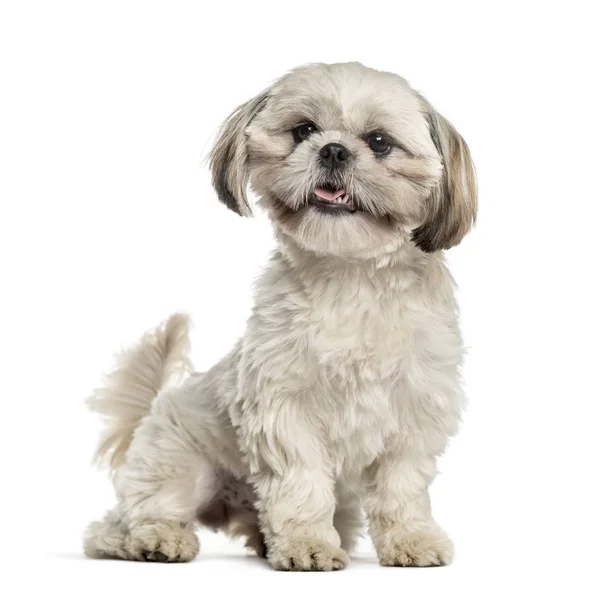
xmin=87 ymin=313 xmax=192 ymax=471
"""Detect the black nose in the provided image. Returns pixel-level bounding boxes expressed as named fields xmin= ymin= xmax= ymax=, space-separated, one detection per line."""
xmin=319 ymin=143 xmax=350 ymax=168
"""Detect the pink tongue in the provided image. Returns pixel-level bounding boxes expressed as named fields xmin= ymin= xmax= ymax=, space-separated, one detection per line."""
xmin=314 ymin=187 xmax=345 ymax=201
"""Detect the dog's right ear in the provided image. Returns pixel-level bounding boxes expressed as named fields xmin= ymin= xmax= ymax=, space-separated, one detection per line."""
xmin=209 ymin=91 xmax=270 ymax=217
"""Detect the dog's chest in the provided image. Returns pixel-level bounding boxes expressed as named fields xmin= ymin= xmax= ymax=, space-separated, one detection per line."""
xmin=325 ymin=382 xmax=398 ymax=474
xmin=308 ymin=277 xmax=411 ymax=472
xmin=309 ymin=275 xmax=411 ymax=378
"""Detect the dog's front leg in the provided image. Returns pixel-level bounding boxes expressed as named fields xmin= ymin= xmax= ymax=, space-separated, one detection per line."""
xmin=363 ymin=448 xmax=453 ymax=567
xmin=238 ymin=394 xmax=348 ymax=571
xmin=254 ymin=464 xmax=348 ymax=571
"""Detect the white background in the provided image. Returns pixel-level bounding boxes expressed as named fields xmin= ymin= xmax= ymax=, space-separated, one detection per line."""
xmin=1 ymin=1 xmax=599 ymax=594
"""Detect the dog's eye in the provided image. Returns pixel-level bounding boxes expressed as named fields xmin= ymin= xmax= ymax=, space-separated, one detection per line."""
xmin=366 ymin=133 xmax=392 ymax=155
xmin=292 ymin=123 xmax=318 ymax=143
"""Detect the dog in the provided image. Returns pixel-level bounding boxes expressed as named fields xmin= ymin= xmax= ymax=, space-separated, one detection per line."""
xmin=84 ymin=62 xmax=477 ymax=570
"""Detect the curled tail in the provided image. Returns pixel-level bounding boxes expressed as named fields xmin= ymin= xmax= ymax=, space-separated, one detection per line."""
xmin=87 ymin=313 xmax=192 ymax=471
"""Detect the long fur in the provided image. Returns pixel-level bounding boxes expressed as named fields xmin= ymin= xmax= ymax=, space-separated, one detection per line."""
xmin=87 ymin=313 xmax=192 ymax=470
xmin=84 ymin=62 xmax=475 ymax=571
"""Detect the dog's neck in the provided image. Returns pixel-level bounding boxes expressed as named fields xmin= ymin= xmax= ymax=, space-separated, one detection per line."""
xmin=275 ymin=230 xmax=440 ymax=293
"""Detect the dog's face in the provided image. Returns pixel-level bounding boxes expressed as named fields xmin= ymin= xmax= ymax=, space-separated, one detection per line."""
xmin=210 ymin=62 xmax=477 ymax=257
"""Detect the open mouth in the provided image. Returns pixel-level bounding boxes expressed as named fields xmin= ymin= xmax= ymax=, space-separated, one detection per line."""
xmin=308 ymin=185 xmax=356 ymax=213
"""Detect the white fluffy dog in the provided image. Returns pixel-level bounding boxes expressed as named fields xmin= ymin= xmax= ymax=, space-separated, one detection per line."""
xmin=84 ymin=62 xmax=477 ymax=570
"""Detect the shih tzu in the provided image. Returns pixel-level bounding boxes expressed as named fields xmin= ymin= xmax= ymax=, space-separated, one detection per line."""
xmin=84 ymin=62 xmax=477 ymax=570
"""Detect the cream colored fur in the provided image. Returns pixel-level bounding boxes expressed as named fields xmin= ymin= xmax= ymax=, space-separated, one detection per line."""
xmin=84 ymin=62 xmax=476 ymax=570
xmin=87 ymin=313 xmax=192 ymax=470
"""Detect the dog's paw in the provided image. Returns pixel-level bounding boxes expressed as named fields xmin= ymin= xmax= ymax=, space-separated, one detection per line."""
xmin=268 ymin=538 xmax=349 ymax=571
xmin=126 ymin=521 xmax=199 ymax=563
xmin=377 ymin=527 xmax=453 ymax=567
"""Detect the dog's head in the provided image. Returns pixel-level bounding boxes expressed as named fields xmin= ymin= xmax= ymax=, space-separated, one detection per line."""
xmin=210 ymin=62 xmax=477 ymax=257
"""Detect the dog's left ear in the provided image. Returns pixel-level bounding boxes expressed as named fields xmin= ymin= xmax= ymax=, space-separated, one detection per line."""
xmin=209 ymin=91 xmax=270 ymax=217
xmin=412 ymin=108 xmax=478 ymax=252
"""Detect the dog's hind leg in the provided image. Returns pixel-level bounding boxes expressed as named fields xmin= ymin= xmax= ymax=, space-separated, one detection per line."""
xmin=85 ymin=387 xmax=220 ymax=562
xmin=84 ymin=508 xmax=202 ymax=563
